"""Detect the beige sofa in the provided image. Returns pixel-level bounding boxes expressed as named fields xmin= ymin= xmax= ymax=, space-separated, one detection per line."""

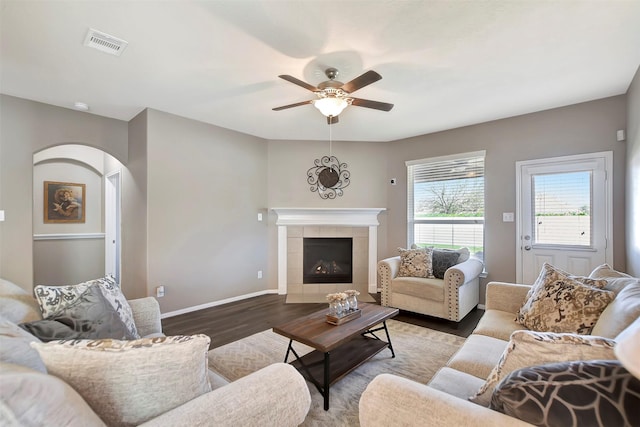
xmin=0 ymin=279 xmax=311 ymax=426
xmin=360 ymin=268 xmax=640 ymax=426
xmin=377 ymin=248 xmax=484 ymax=322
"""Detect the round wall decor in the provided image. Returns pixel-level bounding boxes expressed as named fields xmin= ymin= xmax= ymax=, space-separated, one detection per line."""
xmin=307 ymin=155 xmax=350 ymax=199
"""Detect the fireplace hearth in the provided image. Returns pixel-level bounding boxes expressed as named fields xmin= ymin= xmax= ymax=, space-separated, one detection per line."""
xmin=303 ymin=237 xmax=353 ymax=284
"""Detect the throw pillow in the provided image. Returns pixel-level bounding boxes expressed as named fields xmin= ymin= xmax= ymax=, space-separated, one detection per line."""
xmin=516 ymin=263 xmax=613 ymax=334
xmin=31 ymin=334 xmax=212 ymax=427
xmin=490 ymin=360 xmax=640 ymax=427
xmin=34 ymin=275 xmax=139 ymax=339
xmin=431 ymin=249 xmax=461 ymax=279
xmin=20 ymin=284 xmax=133 ymax=342
xmin=589 ymin=263 xmax=640 ymax=295
xmin=397 ymin=247 xmax=434 ymax=278
xmin=469 ymin=330 xmax=616 ymax=407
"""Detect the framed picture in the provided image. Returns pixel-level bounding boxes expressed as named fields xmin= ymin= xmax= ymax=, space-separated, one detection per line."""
xmin=44 ymin=181 xmax=85 ymax=223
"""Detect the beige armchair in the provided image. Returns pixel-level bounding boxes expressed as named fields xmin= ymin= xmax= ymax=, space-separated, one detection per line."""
xmin=377 ymin=250 xmax=483 ymax=322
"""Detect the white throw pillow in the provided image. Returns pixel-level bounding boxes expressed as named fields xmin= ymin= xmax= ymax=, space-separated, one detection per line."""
xmin=31 ymin=335 xmax=212 ymax=426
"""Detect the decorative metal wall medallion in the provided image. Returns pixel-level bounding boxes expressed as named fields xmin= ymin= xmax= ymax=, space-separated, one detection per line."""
xmin=307 ymin=156 xmax=350 ymax=199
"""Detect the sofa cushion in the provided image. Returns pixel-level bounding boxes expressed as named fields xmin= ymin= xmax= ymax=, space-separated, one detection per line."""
xmin=447 ymin=334 xmax=508 ymax=380
xmin=0 ymin=279 xmax=42 ymax=324
xmin=31 ymin=334 xmax=212 ymax=427
xmin=20 ymin=284 xmax=134 ymax=342
xmin=0 ymin=317 xmax=46 ymax=373
xmin=428 ymin=367 xmax=486 ymax=401
xmin=34 ymin=276 xmax=139 ymax=339
xmin=472 ymin=309 xmax=523 ymax=341
xmin=431 ymin=250 xmax=461 ymax=279
xmin=0 ymin=362 xmax=105 ymax=426
xmin=591 ymin=282 xmax=640 ymax=338
xmin=516 ymin=263 xmax=613 ymax=334
xmin=397 ymin=247 xmax=434 ymax=278
xmin=391 ymin=276 xmax=444 ymax=302
xmin=469 ymin=330 xmax=616 ymax=407
xmin=490 ymin=360 xmax=640 ymax=427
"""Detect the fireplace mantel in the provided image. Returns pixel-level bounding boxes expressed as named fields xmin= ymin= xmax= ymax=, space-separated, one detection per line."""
xmin=271 ymin=208 xmax=386 ymax=294
xmin=272 ymin=208 xmax=385 ymax=226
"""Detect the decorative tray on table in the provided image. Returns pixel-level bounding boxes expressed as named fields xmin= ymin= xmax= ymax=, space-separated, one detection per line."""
xmin=326 ymin=309 xmax=362 ymax=325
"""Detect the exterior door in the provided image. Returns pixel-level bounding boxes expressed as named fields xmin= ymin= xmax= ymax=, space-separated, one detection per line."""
xmin=516 ymin=152 xmax=612 ymax=283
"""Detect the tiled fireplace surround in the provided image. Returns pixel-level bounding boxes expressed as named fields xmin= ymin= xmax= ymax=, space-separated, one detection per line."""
xmin=272 ymin=208 xmax=385 ymax=299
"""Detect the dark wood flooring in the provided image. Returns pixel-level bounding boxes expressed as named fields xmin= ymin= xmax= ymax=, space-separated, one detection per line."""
xmin=162 ymin=293 xmax=483 ymax=350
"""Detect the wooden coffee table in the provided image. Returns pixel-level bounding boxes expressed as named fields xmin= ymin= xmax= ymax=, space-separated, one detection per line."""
xmin=273 ymin=302 xmax=399 ymax=410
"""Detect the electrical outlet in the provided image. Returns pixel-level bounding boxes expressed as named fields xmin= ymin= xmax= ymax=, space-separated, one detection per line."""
xmin=257 ymin=270 xmax=263 ymax=279
xmin=156 ymin=285 xmax=165 ymax=298
xmin=503 ymin=212 xmax=514 ymax=222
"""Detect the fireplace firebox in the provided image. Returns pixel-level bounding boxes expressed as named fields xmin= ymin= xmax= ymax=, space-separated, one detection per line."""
xmin=303 ymin=238 xmax=353 ymax=284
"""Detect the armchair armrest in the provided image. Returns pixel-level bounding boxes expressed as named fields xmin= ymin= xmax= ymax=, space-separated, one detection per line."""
xmin=485 ymin=282 xmax=532 ymax=313
xmin=378 ymin=257 xmax=401 ymax=307
xmin=141 ymin=363 xmax=311 ymax=427
xmin=359 ymin=374 xmax=532 ymax=427
xmin=128 ymin=297 xmax=163 ymax=337
xmin=444 ymin=258 xmax=483 ymax=287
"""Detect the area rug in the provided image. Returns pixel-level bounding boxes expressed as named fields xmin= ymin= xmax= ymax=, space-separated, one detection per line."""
xmin=208 ymin=319 xmax=465 ymax=426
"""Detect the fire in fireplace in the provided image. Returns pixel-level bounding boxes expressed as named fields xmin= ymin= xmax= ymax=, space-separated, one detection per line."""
xmin=303 ymin=237 xmax=353 ymax=284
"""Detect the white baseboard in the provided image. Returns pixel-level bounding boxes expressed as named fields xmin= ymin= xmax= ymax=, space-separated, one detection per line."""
xmin=478 ymin=304 xmax=486 ymax=310
xmin=160 ymin=289 xmax=279 ymax=319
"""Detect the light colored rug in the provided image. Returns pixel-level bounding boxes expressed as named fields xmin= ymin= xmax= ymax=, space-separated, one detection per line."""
xmin=208 ymin=319 xmax=465 ymax=426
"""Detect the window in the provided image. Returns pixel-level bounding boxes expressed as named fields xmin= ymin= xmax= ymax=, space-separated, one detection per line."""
xmin=407 ymin=151 xmax=485 ymax=260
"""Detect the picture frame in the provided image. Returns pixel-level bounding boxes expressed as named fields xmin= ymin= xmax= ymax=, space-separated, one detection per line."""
xmin=44 ymin=181 xmax=85 ymax=223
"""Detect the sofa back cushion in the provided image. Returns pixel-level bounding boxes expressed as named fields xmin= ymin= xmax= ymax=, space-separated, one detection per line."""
xmin=0 ymin=317 xmax=46 ymax=373
xmin=0 ymin=279 xmax=42 ymax=324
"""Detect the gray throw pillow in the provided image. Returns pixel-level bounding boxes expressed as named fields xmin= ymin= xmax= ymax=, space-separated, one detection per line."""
xmin=432 ymin=250 xmax=461 ymax=279
xmin=19 ymin=284 xmax=133 ymax=342
xmin=490 ymin=360 xmax=640 ymax=427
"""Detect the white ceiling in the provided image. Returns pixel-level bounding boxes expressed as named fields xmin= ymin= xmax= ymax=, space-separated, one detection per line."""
xmin=2 ymin=1 xmax=639 ymax=142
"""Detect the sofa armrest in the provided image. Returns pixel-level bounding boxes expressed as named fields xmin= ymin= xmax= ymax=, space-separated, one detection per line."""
xmin=444 ymin=258 xmax=483 ymax=288
xmin=378 ymin=257 xmax=401 ymax=307
xmin=141 ymin=363 xmax=311 ymax=427
xmin=128 ymin=297 xmax=163 ymax=337
xmin=485 ymin=282 xmax=532 ymax=313
xmin=359 ymin=374 xmax=532 ymax=427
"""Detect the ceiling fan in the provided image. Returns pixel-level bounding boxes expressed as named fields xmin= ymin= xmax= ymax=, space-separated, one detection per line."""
xmin=273 ymin=67 xmax=394 ymax=124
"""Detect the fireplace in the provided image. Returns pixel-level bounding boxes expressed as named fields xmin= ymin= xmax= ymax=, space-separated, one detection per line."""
xmin=303 ymin=238 xmax=353 ymax=284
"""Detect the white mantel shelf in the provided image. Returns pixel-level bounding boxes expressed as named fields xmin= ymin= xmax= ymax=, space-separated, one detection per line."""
xmin=271 ymin=208 xmax=386 ymax=295
xmin=272 ymin=208 xmax=386 ymax=226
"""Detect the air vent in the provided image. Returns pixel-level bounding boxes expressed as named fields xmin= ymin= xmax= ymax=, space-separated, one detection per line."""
xmin=83 ymin=28 xmax=128 ymax=56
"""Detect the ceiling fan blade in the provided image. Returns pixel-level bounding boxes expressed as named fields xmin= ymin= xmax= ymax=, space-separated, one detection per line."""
xmin=272 ymin=100 xmax=313 ymax=111
xmin=278 ymin=75 xmax=318 ymax=92
xmin=341 ymin=70 xmax=382 ymax=93
xmin=327 ymin=115 xmax=339 ymax=125
xmin=350 ymin=97 xmax=394 ymax=112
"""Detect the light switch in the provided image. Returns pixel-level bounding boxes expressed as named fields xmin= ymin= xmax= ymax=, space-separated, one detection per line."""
xmin=257 ymin=213 xmax=263 ymax=221
xmin=503 ymin=212 xmax=514 ymax=222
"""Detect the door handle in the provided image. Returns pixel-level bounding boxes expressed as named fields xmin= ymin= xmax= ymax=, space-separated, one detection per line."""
xmin=524 ymin=245 xmax=531 ymax=251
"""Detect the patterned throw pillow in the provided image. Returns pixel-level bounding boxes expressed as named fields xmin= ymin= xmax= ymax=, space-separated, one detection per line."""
xmin=516 ymin=263 xmax=613 ymax=334
xmin=20 ymin=284 xmax=133 ymax=342
xmin=398 ymin=247 xmax=433 ymax=278
xmin=431 ymin=250 xmax=461 ymax=279
xmin=31 ymin=335 xmax=212 ymax=426
xmin=491 ymin=360 xmax=640 ymax=427
xmin=469 ymin=330 xmax=616 ymax=406
xmin=34 ymin=275 xmax=139 ymax=339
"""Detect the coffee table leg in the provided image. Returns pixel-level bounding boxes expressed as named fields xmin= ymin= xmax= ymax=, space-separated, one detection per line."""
xmin=284 ymin=339 xmax=293 ymax=363
xmin=323 ymin=351 xmax=330 ymax=410
xmin=382 ymin=321 xmax=396 ymax=358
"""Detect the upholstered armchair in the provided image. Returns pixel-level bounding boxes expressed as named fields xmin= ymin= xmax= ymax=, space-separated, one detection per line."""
xmin=377 ymin=248 xmax=483 ymax=322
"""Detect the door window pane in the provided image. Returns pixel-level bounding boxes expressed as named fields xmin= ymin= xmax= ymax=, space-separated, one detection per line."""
xmin=532 ymin=171 xmax=592 ymax=246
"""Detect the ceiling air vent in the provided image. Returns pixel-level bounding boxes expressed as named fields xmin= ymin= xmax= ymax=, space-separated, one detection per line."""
xmin=83 ymin=28 xmax=128 ymax=56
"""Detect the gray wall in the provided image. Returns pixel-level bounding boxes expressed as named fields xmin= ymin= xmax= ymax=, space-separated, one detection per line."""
xmin=626 ymin=66 xmax=640 ymax=277
xmin=145 ymin=109 xmax=268 ymax=313
xmin=383 ymin=96 xmax=628 ymax=304
xmin=0 ymin=95 xmax=128 ymax=291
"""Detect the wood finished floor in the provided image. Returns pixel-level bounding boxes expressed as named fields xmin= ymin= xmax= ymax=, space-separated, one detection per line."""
xmin=162 ymin=293 xmax=484 ymax=350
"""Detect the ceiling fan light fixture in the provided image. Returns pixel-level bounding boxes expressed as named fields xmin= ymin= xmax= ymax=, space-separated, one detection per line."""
xmin=313 ymin=97 xmax=349 ymax=117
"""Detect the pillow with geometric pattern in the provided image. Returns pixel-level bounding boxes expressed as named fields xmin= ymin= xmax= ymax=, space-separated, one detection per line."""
xmin=490 ymin=360 xmax=640 ymax=427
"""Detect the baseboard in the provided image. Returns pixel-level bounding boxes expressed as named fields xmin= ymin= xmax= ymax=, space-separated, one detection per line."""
xmin=160 ymin=289 xmax=279 ymax=319
xmin=478 ymin=304 xmax=486 ymax=310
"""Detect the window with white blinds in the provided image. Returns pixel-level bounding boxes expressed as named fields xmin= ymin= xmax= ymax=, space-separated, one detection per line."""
xmin=407 ymin=151 xmax=485 ymax=260
xmin=532 ymin=171 xmax=592 ymax=247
